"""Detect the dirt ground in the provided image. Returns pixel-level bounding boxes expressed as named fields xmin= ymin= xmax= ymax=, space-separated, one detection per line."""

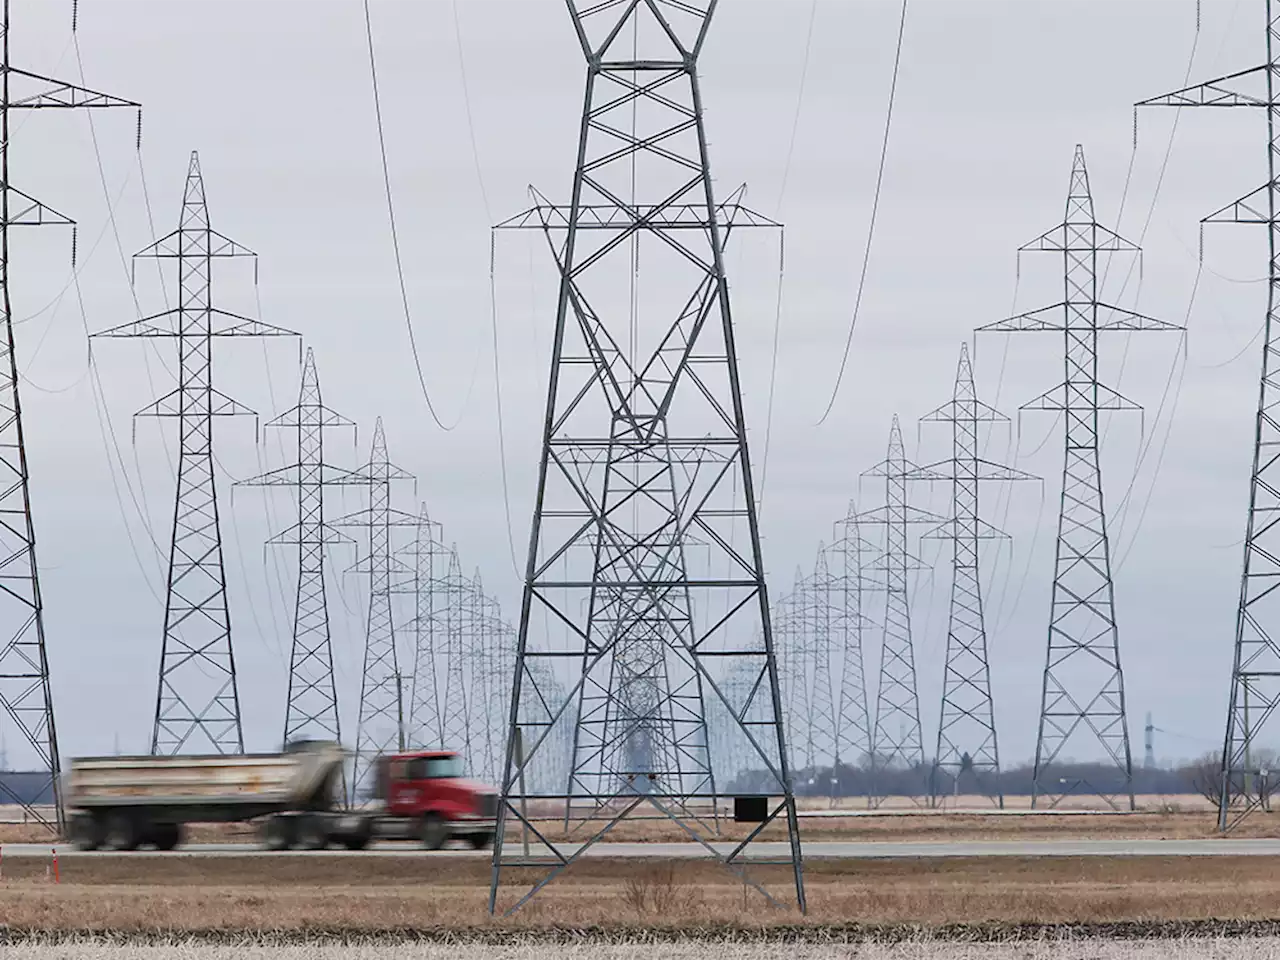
xmin=0 ymin=855 xmax=1277 ymax=932
xmin=1 ymin=940 xmax=1277 ymax=960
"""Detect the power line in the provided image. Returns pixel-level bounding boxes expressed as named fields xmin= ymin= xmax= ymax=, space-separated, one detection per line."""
xmin=361 ymin=0 xmax=458 ymax=433
xmin=815 ymin=0 xmax=908 ymax=426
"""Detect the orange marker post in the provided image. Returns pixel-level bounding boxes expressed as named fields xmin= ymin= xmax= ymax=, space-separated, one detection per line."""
xmin=51 ymin=847 xmax=58 ymax=884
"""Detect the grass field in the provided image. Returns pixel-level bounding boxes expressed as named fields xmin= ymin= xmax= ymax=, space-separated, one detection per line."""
xmin=2 ymin=802 xmax=1271 ymax=847
xmin=0 ymin=938 xmax=1278 ymax=958
xmin=0 ymin=855 xmax=1278 ymax=931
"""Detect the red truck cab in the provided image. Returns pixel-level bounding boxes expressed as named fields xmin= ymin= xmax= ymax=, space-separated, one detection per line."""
xmin=371 ymin=750 xmax=498 ymax=849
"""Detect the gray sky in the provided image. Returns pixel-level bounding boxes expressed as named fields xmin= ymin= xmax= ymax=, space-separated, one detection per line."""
xmin=0 ymin=0 xmax=1255 ymax=769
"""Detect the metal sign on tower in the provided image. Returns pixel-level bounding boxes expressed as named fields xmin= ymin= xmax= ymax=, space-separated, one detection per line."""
xmin=489 ymin=0 xmax=803 ymax=915
xmin=977 ymin=146 xmax=1181 ymax=810
xmin=95 ymin=152 xmax=297 ymax=756
xmin=0 ymin=1 xmax=138 ymax=830
xmin=1138 ymin=0 xmax=1280 ymax=830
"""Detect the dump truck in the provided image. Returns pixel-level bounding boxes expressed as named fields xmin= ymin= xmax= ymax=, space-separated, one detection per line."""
xmin=65 ymin=741 xmax=499 ymax=852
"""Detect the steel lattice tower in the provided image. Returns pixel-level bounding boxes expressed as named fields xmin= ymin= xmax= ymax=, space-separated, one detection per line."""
xmin=95 ymin=151 xmax=296 ymax=755
xmin=1139 ymin=0 xmax=1280 ymax=831
xmin=438 ymin=546 xmax=473 ymax=757
xmin=858 ymin=415 xmax=939 ymax=800
xmin=977 ymin=146 xmax=1181 ymax=810
xmin=830 ymin=503 xmax=875 ymax=787
xmin=332 ymin=418 xmax=415 ymax=797
xmin=912 ymin=343 xmax=1034 ymax=807
xmin=393 ymin=504 xmax=448 ymax=750
xmin=238 ymin=349 xmax=359 ymax=748
xmin=0 ymin=3 xmax=138 ymax=828
xmin=490 ymin=0 xmax=802 ymax=915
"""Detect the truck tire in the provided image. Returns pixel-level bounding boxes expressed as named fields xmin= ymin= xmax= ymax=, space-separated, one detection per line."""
xmin=420 ymin=813 xmax=447 ymax=851
xmin=103 ymin=812 xmax=140 ymax=852
xmin=467 ymin=832 xmax=493 ymax=851
xmin=294 ymin=815 xmax=328 ymax=851
xmin=151 ymin=822 xmax=183 ymax=851
xmin=262 ymin=815 xmax=294 ymax=852
xmin=69 ymin=812 xmax=102 ymax=852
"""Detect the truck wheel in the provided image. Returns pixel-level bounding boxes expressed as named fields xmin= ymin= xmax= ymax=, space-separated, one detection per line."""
xmin=103 ymin=812 xmax=140 ymax=852
xmin=262 ymin=815 xmax=295 ymax=852
xmin=69 ymin=812 xmax=102 ymax=852
xmin=294 ymin=815 xmax=328 ymax=851
xmin=152 ymin=822 xmax=183 ymax=851
xmin=420 ymin=813 xmax=447 ymax=851
xmin=467 ymin=832 xmax=493 ymax=851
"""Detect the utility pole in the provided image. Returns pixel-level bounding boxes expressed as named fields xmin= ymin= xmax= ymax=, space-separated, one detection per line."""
xmin=331 ymin=418 xmax=415 ymax=798
xmin=489 ymin=0 xmax=803 ymax=915
xmin=95 ymin=152 xmax=296 ymax=756
xmin=237 ymin=348 xmax=360 ymax=749
xmin=857 ymin=415 xmax=941 ymax=804
xmin=977 ymin=145 xmax=1181 ymax=810
xmin=0 ymin=2 xmax=138 ymax=831
xmin=1138 ymin=0 xmax=1280 ymax=831
xmin=912 ymin=343 xmax=1035 ymax=808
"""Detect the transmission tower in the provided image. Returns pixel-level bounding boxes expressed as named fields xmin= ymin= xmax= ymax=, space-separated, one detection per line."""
xmin=438 ymin=546 xmax=473 ymax=758
xmin=829 ymin=503 xmax=876 ymax=795
xmin=0 ymin=5 xmax=138 ymax=834
xmin=857 ymin=415 xmax=940 ymax=803
xmin=0 ymin=4 xmax=138 ymax=829
xmin=237 ymin=348 xmax=360 ymax=749
xmin=393 ymin=504 xmax=448 ymax=750
xmin=331 ymin=418 xmax=415 ymax=797
xmin=489 ymin=0 xmax=803 ymax=915
xmin=95 ymin=151 xmax=296 ymax=755
xmin=1138 ymin=1 xmax=1280 ymax=830
xmin=912 ymin=343 xmax=1034 ymax=807
xmin=977 ymin=145 xmax=1181 ymax=810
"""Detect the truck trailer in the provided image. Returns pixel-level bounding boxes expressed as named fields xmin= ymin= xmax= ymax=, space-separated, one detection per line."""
xmin=65 ymin=742 xmax=499 ymax=852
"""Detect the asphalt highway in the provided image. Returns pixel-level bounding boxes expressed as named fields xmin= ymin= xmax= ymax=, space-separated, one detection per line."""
xmin=3 ymin=838 xmax=1280 ymax=858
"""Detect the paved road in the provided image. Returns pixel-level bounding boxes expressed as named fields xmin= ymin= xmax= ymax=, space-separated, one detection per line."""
xmin=3 ymin=838 xmax=1280 ymax=859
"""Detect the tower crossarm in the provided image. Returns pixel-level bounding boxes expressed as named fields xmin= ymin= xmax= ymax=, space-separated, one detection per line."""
xmin=6 ymin=66 xmax=140 ymax=109
xmin=1136 ymin=64 xmax=1270 ymax=108
xmin=978 ymin=302 xmax=1183 ymax=334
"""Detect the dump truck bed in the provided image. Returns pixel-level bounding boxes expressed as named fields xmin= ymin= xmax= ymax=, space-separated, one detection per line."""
xmin=66 ymin=743 xmax=343 ymax=820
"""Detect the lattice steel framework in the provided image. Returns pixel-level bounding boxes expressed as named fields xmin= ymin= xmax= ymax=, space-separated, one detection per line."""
xmin=829 ymin=503 xmax=875 ymax=783
xmin=238 ymin=349 xmax=359 ymax=748
xmin=912 ymin=343 xmax=1034 ymax=807
xmin=857 ymin=415 xmax=940 ymax=801
xmin=393 ymin=504 xmax=448 ymax=750
xmin=977 ymin=146 xmax=1181 ymax=810
xmin=1139 ymin=0 xmax=1280 ymax=831
xmin=774 ymin=552 xmax=838 ymax=786
xmin=331 ymin=418 xmax=415 ymax=797
xmin=0 ymin=1 xmax=138 ymax=828
xmin=95 ymin=151 xmax=296 ymax=756
xmin=490 ymin=0 xmax=803 ymax=915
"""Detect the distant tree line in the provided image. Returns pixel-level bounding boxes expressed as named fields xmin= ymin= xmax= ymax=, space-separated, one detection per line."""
xmin=728 ymin=751 xmax=1275 ymax=804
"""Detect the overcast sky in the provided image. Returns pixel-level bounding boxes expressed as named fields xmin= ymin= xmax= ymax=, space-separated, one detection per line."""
xmin=0 ymin=0 xmax=1261 ymax=772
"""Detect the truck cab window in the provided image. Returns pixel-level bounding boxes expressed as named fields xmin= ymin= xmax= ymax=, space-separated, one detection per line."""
xmin=425 ymin=756 xmax=462 ymax=779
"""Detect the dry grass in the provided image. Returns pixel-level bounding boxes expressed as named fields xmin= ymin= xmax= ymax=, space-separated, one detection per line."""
xmin=1 ymin=940 xmax=1279 ymax=959
xmin=526 ymin=808 xmax=1279 ymax=844
xmin=0 ymin=855 xmax=1277 ymax=932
